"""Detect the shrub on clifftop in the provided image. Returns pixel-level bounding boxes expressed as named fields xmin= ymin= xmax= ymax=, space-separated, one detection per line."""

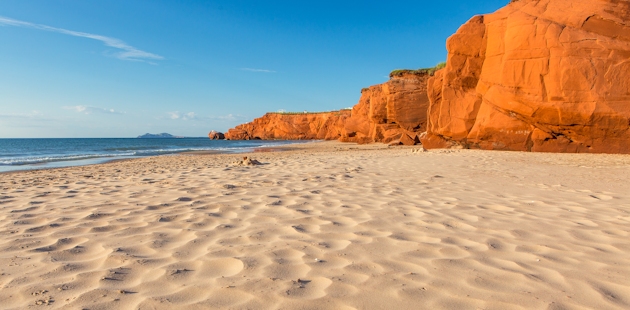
xmin=390 ymin=62 xmax=446 ymax=78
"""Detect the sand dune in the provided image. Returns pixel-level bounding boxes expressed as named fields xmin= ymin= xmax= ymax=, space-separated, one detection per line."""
xmin=1 ymin=141 xmax=629 ymax=309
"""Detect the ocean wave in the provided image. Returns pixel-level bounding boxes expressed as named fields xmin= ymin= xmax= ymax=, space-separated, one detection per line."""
xmin=0 ymin=144 xmax=294 ymax=166
xmin=103 ymin=146 xmax=164 ymax=151
xmin=0 ymin=154 xmax=125 ymax=166
xmin=0 ymin=140 xmax=310 ymax=166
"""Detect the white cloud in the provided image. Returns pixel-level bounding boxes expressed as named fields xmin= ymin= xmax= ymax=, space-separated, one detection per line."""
xmin=63 ymin=105 xmax=124 ymax=115
xmin=168 ymin=111 xmax=197 ymax=121
xmin=213 ymin=114 xmax=238 ymax=121
xmin=183 ymin=112 xmax=197 ymax=120
xmin=239 ymin=68 xmax=276 ymax=73
xmin=163 ymin=112 xmax=246 ymax=122
xmin=0 ymin=16 xmax=163 ymax=62
xmin=0 ymin=111 xmax=44 ymax=119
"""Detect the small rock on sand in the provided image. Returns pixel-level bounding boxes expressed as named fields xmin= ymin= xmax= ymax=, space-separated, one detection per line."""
xmin=232 ymin=157 xmax=262 ymax=166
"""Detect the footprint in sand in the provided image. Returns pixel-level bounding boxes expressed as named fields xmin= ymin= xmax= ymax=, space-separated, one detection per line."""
xmin=199 ymin=258 xmax=244 ymax=278
xmin=589 ymin=194 xmax=614 ymax=200
xmin=285 ymin=277 xmax=333 ymax=299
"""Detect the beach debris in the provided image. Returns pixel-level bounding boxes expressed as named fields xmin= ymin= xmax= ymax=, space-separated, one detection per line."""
xmin=170 ymin=268 xmax=192 ymax=275
xmin=293 ymin=278 xmax=311 ymax=288
xmin=411 ymin=147 xmax=427 ymax=153
xmin=31 ymin=290 xmax=48 ymax=296
xmin=35 ymin=297 xmax=53 ymax=306
xmin=292 ymin=225 xmax=306 ymax=232
xmin=232 ymin=156 xmax=263 ymax=166
xmin=158 ymin=215 xmax=177 ymax=222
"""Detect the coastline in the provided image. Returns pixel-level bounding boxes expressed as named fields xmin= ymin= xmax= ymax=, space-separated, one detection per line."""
xmin=0 ymin=139 xmax=319 ymax=174
xmin=1 ymin=141 xmax=629 ymax=309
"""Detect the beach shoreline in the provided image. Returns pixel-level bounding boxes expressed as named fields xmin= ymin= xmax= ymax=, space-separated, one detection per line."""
xmin=1 ymin=141 xmax=629 ymax=309
xmin=0 ymin=139 xmax=321 ymax=174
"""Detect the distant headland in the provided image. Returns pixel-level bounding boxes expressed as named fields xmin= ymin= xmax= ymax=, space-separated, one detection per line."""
xmin=137 ymin=133 xmax=184 ymax=139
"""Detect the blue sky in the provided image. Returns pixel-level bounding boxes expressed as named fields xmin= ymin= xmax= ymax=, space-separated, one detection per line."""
xmin=0 ymin=0 xmax=508 ymax=138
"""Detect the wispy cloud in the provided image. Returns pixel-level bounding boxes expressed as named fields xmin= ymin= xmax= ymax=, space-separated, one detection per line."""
xmin=0 ymin=111 xmax=61 ymax=126
xmin=168 ymin=111 xmax=197 ymax=121
xmin=0 ymin=111 xmax=44 ymax=119
xmin=239 ymin=68 xmax=276 ymax=73
xmin=64 ymin=105 xmax=124 ymax=115
xmin=0 ymin=16 xmax=163 ymax=62
xmin=198 ymin=113 xmax=247 ymax=121
xmin=209 ymin=114 xmax=244 ymax=121
xmin=163 ymin=112 xmax=245 ymax=122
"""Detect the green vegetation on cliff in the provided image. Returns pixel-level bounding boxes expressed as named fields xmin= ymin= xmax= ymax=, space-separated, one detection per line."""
xmin=390 ymin=61 xmax=446 ymax=78
xmin=268 ymin=109 xmax=351 ymax=116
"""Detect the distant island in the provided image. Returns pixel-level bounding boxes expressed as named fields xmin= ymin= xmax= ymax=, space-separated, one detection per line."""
xmin=137 ymin=133 xmax=184 ymax=139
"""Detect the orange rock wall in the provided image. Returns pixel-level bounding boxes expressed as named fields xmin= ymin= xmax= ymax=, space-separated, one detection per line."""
xmin=224 ymin=111 xmax=351 ymax=140
xmin=225 ymin=73 xmax=431 ymax=145
xmin=342 ymin=73 xmax=430 ymax=144
xmin=423 ymin=0 xmax=630 ymax=153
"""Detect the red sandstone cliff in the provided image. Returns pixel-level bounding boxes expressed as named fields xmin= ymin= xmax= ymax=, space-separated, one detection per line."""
xmin=341 ymin=72 xmax=431 ymax=145
xmin=224 ymin=110 xmax=351 ymax=140
xmin=423 ymin=0 xmax=630 ymax=153
xmin=225 ymin=72 xmax=431 ymax=145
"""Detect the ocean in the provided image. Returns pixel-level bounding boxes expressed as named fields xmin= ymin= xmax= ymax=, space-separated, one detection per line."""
xmin=0 ymin=138 xmax=307 ymax=172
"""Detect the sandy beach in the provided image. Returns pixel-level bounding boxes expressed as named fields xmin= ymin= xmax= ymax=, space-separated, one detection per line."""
xmin=1 ymin=141 xmax=629 ymax=309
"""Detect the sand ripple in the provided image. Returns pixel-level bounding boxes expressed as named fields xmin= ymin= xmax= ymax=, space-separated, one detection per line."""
xmin=0 ymin=142 xmax=629 ymax=309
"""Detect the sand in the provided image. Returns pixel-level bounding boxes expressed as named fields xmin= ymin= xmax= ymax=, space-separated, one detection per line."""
xmin=1 ymin=141 xmax=629 ymax=309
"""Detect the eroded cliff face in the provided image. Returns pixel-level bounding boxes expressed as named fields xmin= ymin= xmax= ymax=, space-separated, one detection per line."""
xmin=341 ymin=72 xmax=430 ymax=145
xmin=423 ymin=0 xmax=630 ymax=153
xmin=224 ymin=111 xmax=351 ymax=140
xmin=225 ymin=72 xmax=431 ymax=145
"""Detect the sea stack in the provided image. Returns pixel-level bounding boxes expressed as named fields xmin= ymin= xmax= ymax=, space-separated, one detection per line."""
xmin=208 ymin=130 xmax=225 ymax=140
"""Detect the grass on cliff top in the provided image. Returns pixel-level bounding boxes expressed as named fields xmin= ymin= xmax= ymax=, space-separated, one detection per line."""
xmin=390 ymin=62 xmax=446 ymax=78
xmin=268 ymin=109 xmax=352 ymax=115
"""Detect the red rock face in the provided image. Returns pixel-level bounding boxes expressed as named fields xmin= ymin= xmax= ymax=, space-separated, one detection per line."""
xmin=208 ymin=131 xmax=225 ymax=140
xmin=342 ymin=72 xmax=430 ymax=145
xmin=423 ymin=0 xmax=630 ymax=153
xmin=225 ymin=72 xmax=431 ymax=144
xmin=224 ymin=111 xmax=351 ymax=140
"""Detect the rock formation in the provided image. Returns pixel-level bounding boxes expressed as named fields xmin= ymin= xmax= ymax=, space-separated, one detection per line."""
xmin=231 ymin=156 xmax=263 ymax=166
xmin=208 ymin=131 xmax=225 ymax=140
xmin=224 ymin=111 xmax=351 ymax=140
xmin=423 ymin=0 xmax=630 ymax=153
xmin=341 ymin=71 xmax=431 ymax=145
xmin=224 ymin=71 xmax=432 ymax=145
